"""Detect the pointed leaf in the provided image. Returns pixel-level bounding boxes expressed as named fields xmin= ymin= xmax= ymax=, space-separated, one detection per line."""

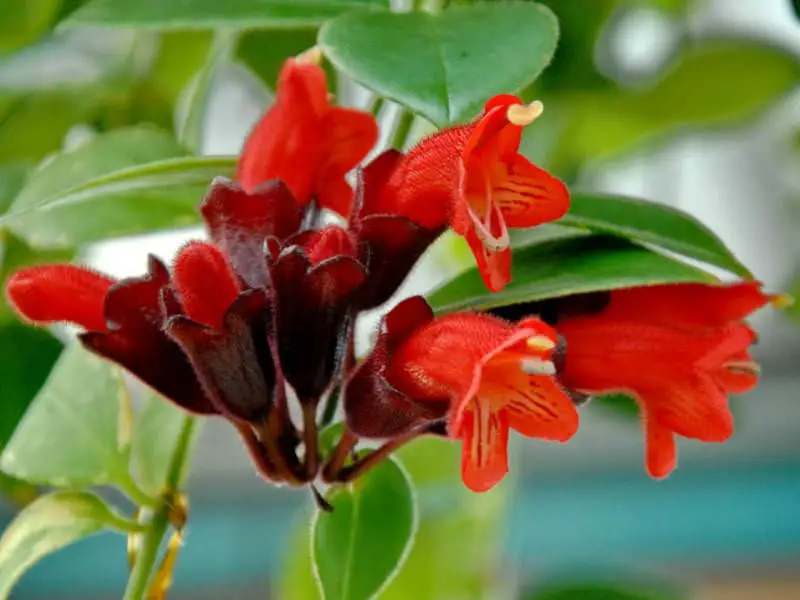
xmin=427 ymin=235 xmax=715 ymax=313
xmin=62 ymin=0 xmax=389 ymax=29
xmin=312 ymin=457 xmax=417 ymax=600
xmin=320 ymin=3 xmax=559 ymax=127
xmin=560 ymin=194 xmax=752 ymax=277
xmin=131 ymin=392 xmax=198 ymax=497
xmin=0 ymin=491 xmax=139 ymax=600
xmin=0 ymin=0 xmax=61 ymax=54
xmin=1 ymin=127 xmax=235 ymax=246
xmin=0 ymin=345 xmax=130 ymax=487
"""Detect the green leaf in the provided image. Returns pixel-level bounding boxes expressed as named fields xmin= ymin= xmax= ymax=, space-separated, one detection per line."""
xmin=1 ymin=127 xmax=235 ymax=247
xmin=320 ymin=3 xmax=559 ymax=126
xmin=427 ymin=235 xmax=715 ymax=313
xmin=176 ymin=31 xmax=237 ymax=154
xmin=0 ymin=325 xmax=63 ymax=449
xmin=238 ymin=28 xmax=319 ymax=90
xmin=0 ymin=490 xmax=139 ymax=600
xmin=0 ymin=345 xmax=131 ymax=487
xmin=0 ymin=164 xmax=28 ymax=215
xmin=793 ymin=0 xmax=800 ymax=20
xmin=0 ymin=472 xmax=38 ymax=508
xmin=550 ymin=41 xmax=800 ymax=168
xmin=130 ymin=393 xmax=198 ymax=497
xmin=0 ymin=0 xmax=61 ymax=55
xmin=531 ymin=583 xmax=681 ymax=600
xmin=63 ymin=0 xmax=388 ymax=30
xmin=561 ymin=194 xmax=752 ymax=277
xmin=312 ymin=457 xmax=417 ymax=600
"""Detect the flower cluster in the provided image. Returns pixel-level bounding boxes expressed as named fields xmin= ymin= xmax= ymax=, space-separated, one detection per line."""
xmin=5 ymin=53 xmax=777 ymax=493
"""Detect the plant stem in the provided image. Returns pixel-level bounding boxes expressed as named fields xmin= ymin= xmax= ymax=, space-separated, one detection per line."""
xmin=336 ymin=431 xmax=417 ymax=483
xmin=121 ymin=416 xmax=197 ymax=600
xmin=389 ymin=109 xmax=416 ymax=151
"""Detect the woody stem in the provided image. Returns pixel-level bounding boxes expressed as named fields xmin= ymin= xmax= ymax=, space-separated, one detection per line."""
xmin=302 ymin=403 xmax=320 ymax=479
xmin=336 ymin=430 xmax=419 ymax=483
xmin=321 ymin=428 xmax=358 ymax=482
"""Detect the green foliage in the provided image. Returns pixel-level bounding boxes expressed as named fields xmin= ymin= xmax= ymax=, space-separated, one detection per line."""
xmin=530 ymin=582 xmax=681 ymax=600
xmin=0 ymin=345 xmax=131 ymax=488
xmin=63 ymin=0 xmax=389 ymax=30
xmin=312 ymin=458 xmax=417 ymax=600
xmin=0 ymin=491 xmax=140 ymax=600
xmin=428 ymin=234 xmax=714 ymax=314
xmin=238 ymin=28 xmax=319 ymax=90
xmin=320 ymin=3 xmax=559 ymax=126
xmin=0 ymin=0 xmax=62 ymax=55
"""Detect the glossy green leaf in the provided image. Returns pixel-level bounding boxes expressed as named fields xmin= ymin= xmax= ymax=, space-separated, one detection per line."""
xmin=320 ymin=3 xmax=559 ymax=126
xmin=0 ymin=345 xmax=130 ymax=487
xmin=427 ymin=235 xmax=715 ymax=313
xmin=1 ymin=127 xmax=235 ymax=247
xmin=561 ymin=194 xmax=752 ymax=277
xmin=131 ymin=393 xmax=198 ymax=497
xmin=0 ymin=165 xmax=28 ymax=215
xmin=237 ymin=28 xmax=319 ymax=90
xmin=0 ymin=325 xmax=63 ymax=449
xmin=63 ymin=0 xmax=388 ymax=29
xmin=176 ymin=31 xmax=237 ymax=154
xmin=550 ymin=41 xmax=800 ymax=168
xmin=0 ymin=491 xmax=139 ymax=600
xmin=0 ymin=0 xmax=61 ymax=55
xmin=312 ymin=457 xmax=417 ymax=600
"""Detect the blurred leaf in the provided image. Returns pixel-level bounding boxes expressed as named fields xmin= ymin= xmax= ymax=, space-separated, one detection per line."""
xmin=0 ymin=96 xmax=96 ymax=163
xmin=531 ymin=583 xmax=680 ymax=600
xmin=0 ymin=0 xmax=62 ymax=55
xmin=320 ymin=3 xmax=559 ymax=127
xmin=237 ymin=28 xmax=318 ymax=90
xmin=561 ymin=194 xmax=752 ymax=277
xmin=550 ymin=41 xmax=800 ymax=168
xmin=312 ymin=457 xmax=417 ymax=600
xmin=0 ymin=325 xmax=63 ymax=450
xmin=1 ymin=127 xmax=235 ymax=247
xmin=131 ymin=393 xmax=198 ymax=497
xmin=0 ymin=345 xmax=131 ymax=487
xmin=785 ymin=275 xmax=800 ymax=323
xmin=0 ymin=490 xmax=139 ymax=600
xmin=0 ymin=29 xmax=143 ymax=95
xmin=319 ymin=421 xmax=345 ymax=458
xmin=793 ymin=0 xmax=800 ymax=20
xmin=427 ymin=235 xmax=715 ymax=314
xmin=0 ymin=165 xmax=28 ymax=215
xmin=592 ymin=393 xmax=640 ymax=419
xmin=176 ymin=31 xmax=237 ymax=154
xmin=63 ymin=0 xmax=388 ymax=29
xmin=0 ymin=472 xmax=38 ymax=508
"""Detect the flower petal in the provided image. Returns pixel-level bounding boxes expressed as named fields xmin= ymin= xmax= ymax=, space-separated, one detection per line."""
xmin=166 ymin=290 xmax=276 ymax=421
xmin=173 ymin=241 xmax=240 ymax=330
xmin=355 ymin=149 xmax=403 ymax=218
xmin=494 ymin=371 xmax=579 ymax=442
xmin=6 ymin=265 xmax=114 ymax=331
xmin=315 ymin=106 xmax=379 ymax=217
xmin=200 ymin=177 xmax=302 ymax=287
xmin=493 ymin=155 xmax=570 ymax=228
xmin=463 ymin=225 xmax=512 ymax=293
xmin=645 ymin=418 xmax=677 ymax=479
xmin=460 ymin=403 xmax=509 ymax=493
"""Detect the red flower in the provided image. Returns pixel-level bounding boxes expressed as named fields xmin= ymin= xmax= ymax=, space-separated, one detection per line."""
xmin=555 ymin=282 xmax=774 ymax=478
xmin=237 ymin=50 xmax=379 ymax=218
xmin=345 ymin=296 xmax=579 ymax=492
xmin=374 ymin=95 xmax=569 ymax=292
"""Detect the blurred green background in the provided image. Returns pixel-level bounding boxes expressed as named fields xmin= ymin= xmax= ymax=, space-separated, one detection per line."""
xmin=1 ymin=0 xmax=799 ymax=598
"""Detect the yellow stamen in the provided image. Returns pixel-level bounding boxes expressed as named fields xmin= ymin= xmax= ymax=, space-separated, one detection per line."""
xmin=526 ymin=335 xmax=555 ymax=352
xmin=296 ymin=46 xmax=323 ymax=65
xmin=771 ymin=293 xmax=794 ymax=309
xmin=506 ymin=100 xmax=544 ymax=127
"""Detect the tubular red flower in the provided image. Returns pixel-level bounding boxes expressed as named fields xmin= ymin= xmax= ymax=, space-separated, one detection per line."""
xmin=236 ymin=54 xmax=378 ymax=218
xmin=375 ymin=95 xmax=569 ymax=292
xmin=6 ymin=265 xmax=114 ymax=331
xmin=345 ymin=296 xmax=578 ymax=492
xmin=555 ymin=281 xmax=773 ymax=478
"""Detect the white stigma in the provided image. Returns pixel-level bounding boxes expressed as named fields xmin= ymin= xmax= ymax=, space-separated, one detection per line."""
xmin=506 ymin=100 xmax=544 ymax=127
xmin=521 ymin=358 xmax=556 ymax=376
xmin=526 ymin=335 xmax=555 ymax=352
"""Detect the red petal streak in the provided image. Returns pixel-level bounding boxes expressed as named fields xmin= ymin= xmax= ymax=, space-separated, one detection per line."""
xmin=460 ymin=403 xmax=510 ymax=492
xmin=173 ymin=242 xmax=240 ymax=329
xmin=6 ymin=265 xmax=114 ymax=331
xmin=494 ymin=156 xmax=569 ymax=228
